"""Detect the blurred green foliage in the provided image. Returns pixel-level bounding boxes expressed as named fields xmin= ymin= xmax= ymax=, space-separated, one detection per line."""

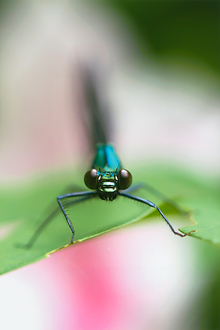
xmin=0 ymin=0 xmax=14 ymax=17
xmin=184 ymin=239 xmax=220 ymax=330
xmin=190 ymin=269 xmax=220 ymax=330
xmin=103 ymin=0 xmax=220 ymax=77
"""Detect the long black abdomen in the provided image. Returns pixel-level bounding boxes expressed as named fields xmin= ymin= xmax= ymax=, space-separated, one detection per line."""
xmin=81 ymin=65 xmax=112 ymax=148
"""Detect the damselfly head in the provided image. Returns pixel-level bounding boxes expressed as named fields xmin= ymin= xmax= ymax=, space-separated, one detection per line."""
xmin=84 ymin=168 xmax=132 ymax=200
xmin=97 ymin=171 xmax=118 ymax=201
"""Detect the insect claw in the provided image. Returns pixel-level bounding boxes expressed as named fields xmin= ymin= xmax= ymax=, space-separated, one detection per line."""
xmin=179 ymin=230 xmax=197 ymax=237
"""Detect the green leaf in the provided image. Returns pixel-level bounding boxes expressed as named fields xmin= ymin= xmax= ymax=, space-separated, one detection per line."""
xmin=0 ymin=167 xmax=159 ymax=275
xmin=134 ymin=164 xmax=220 ymax=245
xmin=0 ymin=164 xmax=218 ymax=275
xmin=177 ymin=174 xmax=220 ymax=244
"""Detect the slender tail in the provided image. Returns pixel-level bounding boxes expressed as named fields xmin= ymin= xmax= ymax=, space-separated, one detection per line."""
xmin=79 ymin=64 xmax=112 ymax=149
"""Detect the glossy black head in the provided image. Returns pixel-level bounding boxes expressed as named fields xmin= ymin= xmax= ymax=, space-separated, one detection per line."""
xmin=84 ymin=168 xmax=132 ymax=201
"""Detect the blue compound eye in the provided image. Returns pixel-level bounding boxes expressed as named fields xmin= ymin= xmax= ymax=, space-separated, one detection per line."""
xmin=84 ymin=169 xmax=99 ymax=190
xmin=118 ymin=169 xmax=132 ymax=190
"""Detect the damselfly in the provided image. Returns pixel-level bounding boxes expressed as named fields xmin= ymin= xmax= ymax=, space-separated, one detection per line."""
xmin=25 ymin=65 xmax=192 ymax=247
xmin=58 ymin=142 xmax=192 ymax=244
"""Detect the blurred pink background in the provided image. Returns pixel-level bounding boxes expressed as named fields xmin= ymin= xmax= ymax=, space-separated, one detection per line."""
xmin=0 ymin=2 xmax=219 ymax=330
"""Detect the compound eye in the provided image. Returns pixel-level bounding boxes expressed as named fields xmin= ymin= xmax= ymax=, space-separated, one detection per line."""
xmin=84 ymin=169 xmax=98 ymax=190
xmin=118 ymin=169 xmax=132 ymax=190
